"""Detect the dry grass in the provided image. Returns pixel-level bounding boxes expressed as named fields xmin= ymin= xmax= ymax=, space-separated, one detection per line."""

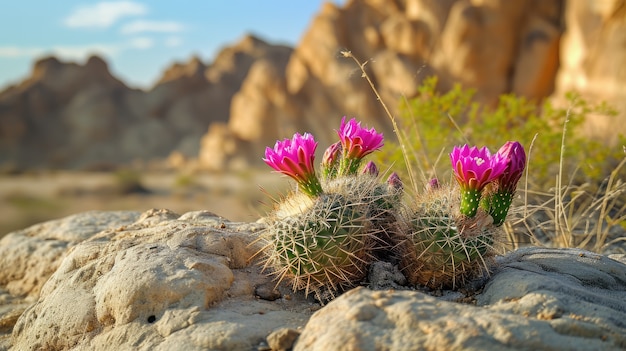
xmin=0 ymin=170 xmax=287 ymax=239
xmin=342 ymin=51 xmax=626 ymax=254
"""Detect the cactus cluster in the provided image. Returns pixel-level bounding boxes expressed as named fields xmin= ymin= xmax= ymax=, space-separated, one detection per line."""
xmin=260 ymin=117 xmax=526 ymax=299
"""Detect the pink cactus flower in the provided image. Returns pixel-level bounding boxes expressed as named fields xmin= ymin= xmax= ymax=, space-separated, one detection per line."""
xmin=362 ymin=161 xmax=379 ymax=177
xmin=495 ymin=141 xmax=526 ymax=193
xmin=321 ymin=141 xmax=342 ymax=180
xmin=337 ymin=117 xmax=384 ymax=175
xmin=450 ymin=145 xmax=507 ymax=217
xmin=482 ymin=141 xmax=527 ymax=226
xmin=338 ymin=117 xmax=384 ymax=160
xmin=263 ymin=132 xmax=323 ymax=196
xmin=387 ymin=172 xmax=403 ymax=192
xmin=450 ymin=145 xmax=507 ymax=192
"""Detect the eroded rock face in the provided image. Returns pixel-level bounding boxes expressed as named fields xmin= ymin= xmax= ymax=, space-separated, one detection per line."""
xmin=1 ymin=210 xmax=625 ymax=350
xmin=0 ymin=35 xmax=292 ymax=170
xmin=200 ymin=0 xmax=565 ymax=170
xmin=1 ymin=209 xmax=313 ymax=350
xmin=554 ymin=0 xmax=626 ymax=142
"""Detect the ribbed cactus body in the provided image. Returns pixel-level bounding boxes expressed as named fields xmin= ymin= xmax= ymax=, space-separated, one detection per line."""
xmin=262 ymin=174 xmax=403 ymax=299
xmin=399 ymin=184 xmax=502 ymax=289
xmin=324 ymin=175 xmax=404 ymax=260
xmin=264 ymin=191 xmax=374 ymax=298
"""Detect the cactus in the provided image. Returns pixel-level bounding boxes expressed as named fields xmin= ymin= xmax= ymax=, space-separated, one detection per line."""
xmin=325 ymin=173 xmax=404 ymax=260
xmin=261 ymin=119 xmax=525 ymax=295
xmin=261 ymin=172 xmax=403 ymax=299
xmin=262 ymin=190 xmax=375 ymax=299
xmin=398 ymin=183 xmax=503 ymax=289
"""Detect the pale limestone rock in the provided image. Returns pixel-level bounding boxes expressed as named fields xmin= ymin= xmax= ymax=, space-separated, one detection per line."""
xmin=0 ymin=211 xmax=140 ymax=297
xmin=296 ymin=247 xmax=626 ymax=351
xmin=2 ymin=210 xmax=626 ymax=350
xmin=3 ymin=210 xmax=313 ymax=350
xmin=554 ymin=0 xmax=626 ymax=142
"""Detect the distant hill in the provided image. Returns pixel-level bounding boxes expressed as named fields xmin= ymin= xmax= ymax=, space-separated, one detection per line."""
xmin=0 ymin=35 xmax=292 ymax=170
xmin=1 ymin=0 xmax=624 ymax=171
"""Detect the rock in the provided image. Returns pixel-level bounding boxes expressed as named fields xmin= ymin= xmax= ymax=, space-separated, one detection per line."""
xmin=256 ymin=282 xmax=282 ymax=301
xmin=554 ymin=0 xmax=626 ymax=142
xmin=1 ymin=210 xmax=313 ymax=350
xmin=0 ymin=34 xmax=292 ymax=170
xmin=1 ymin=211 xmax=626 ymax=350
xmin=3 ymin=0 xmax=624 ymax=172
xmin=296 ymin=247 xmax=626 ymax=351
xmin=267 ymin=328 xmax=301 ymax=351
xmin=199 ymin=0 xmax=566 ymax=170
xmin=0 ymin=210 xmax=140 ymax=297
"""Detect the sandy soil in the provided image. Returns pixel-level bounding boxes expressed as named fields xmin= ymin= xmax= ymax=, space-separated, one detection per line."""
xmin=0 ymin=170 xmax=291 ymax=237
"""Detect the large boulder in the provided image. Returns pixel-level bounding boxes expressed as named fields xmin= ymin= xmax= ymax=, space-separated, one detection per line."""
xmin=553 ymin=0 xmax=626 ymax=143
xmin=199 ymin=0 xmax=565 ymax=170
xmin=1 ymin=210 xmax=625 ymax=350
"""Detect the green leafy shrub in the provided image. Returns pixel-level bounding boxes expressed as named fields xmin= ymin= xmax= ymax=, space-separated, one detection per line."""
xmin=377 ymin=76 xmax=625 ymax=190
xmin=112 ymin=169 xmax=149 ymax=195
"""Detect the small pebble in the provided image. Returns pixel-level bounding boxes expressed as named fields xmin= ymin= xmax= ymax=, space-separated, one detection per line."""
xmin=267 ymin=328 xmax=300 ymax=351
xmin=255 ymin=282 xmax=282 ymax=301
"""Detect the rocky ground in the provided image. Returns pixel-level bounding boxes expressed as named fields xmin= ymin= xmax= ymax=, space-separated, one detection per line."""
xmin=0 ymin=209 xmax=625 ymax=350
xmin=0 ymin=170 xmax=286 ymax=237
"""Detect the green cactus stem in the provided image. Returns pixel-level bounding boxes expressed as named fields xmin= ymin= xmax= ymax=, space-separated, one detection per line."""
xmin=399 ymin=184 xmax=501 ymax=290
xmin=263 ymin=191 xmax=374 ymax=299
xmin=482 ymin=190 xmax=514 ymax=226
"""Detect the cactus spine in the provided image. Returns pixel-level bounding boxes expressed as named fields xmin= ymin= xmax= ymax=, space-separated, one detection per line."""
xmin=399 ymin=183 xmax=503 ymax=289
xmin=263 ymin=183 xmax=373 ymax=298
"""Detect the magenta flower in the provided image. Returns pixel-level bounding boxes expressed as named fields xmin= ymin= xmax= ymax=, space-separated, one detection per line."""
xmin=482 ymin=141 xmax=526 ymax=226
xmin=321 ymin=141 xmax=342 ymax=180
xmin=338 ymin=117 xmax=384 ymax=159
xmin=263 ymin=132 xmax=323 ymax=196
xmin=427 ymin=178 xmax=440 ymax=191
xmin=387 ymin=172 xmax=403 ymax=192
xmin=450 ymin=145 xmax=507 ymax=192
xmin=450 ymin=145 xmax=507 ymax=217
xmin=362 ymin=161 xmax=379 ymax=177
xmin=337 ymin=117 xmax=384 ymax=175
xmin=495 ymin=141 xmax=526 ymax=193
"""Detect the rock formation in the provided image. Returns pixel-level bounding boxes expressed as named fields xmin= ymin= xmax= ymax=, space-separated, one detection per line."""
xmin=199 ymin=0 xmax=565 ymax=170
xmin=0 ymin=35 xmax=291 ymax=170
xmin=1 ymin=210 xmax=625 ymax=350
xmin=554 ymin=0 xmax=626 ymax=143
xmin=1 ymin=0 xmax=624 ymax=171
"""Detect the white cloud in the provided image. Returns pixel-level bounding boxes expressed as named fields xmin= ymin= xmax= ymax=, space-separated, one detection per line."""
xmin=0 ymin=47 xmax=45 ymax=58
xmin=48 ymin=44 xmax=122 ymax=60
xmin=0 ymin=46 xmax=117 ymax=60
xmin=120 ymin=20 xmax=185 ymax=34
xmin=164 ymin=36 xmax=183 ymax=48
xmin=127 ymin=37 xmax=154 ymax=49
xmin=64 ymin=1 xmax=147 ymax=29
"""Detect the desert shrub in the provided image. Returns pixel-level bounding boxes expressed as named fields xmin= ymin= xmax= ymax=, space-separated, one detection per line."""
xmin=174 ymin=173 xmax=196 ymax=188
xmin=112 ymin=169 xmax=149 ymax=195
xmin=377 ymin=76 xmax=625 ymax=190
xmin=372 ymin=76 xmax=625 ymax=253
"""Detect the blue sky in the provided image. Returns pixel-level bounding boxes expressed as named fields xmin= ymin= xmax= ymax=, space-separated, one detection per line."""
xmin=0 ymin=1 xmax=340 ymax=90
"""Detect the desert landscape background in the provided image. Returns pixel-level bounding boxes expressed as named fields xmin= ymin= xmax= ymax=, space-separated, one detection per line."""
xmin=1 ymin=0 xmax=625 ymax=238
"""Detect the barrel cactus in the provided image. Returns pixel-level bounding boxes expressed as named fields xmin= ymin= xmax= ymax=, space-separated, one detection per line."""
xmin=399 ymin=142 xmax=526 ymax=289
xmin=260 ymin=117 xmax=401 ymax=299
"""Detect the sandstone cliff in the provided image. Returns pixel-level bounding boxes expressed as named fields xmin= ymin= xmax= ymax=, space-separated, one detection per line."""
xmin=199 ymin=0 xmax=566 ymax=170
xmin=1 ymin=0 xmax=624 ymax=171
xmin=554 ymin=0 xmax=626 ymax=142
xmin=0 ymin=35 xmax=291 ymax=170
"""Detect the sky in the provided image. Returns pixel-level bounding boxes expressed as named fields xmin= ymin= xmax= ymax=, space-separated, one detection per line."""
xmin=0 ymin=0 xmax=341 ymax=90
